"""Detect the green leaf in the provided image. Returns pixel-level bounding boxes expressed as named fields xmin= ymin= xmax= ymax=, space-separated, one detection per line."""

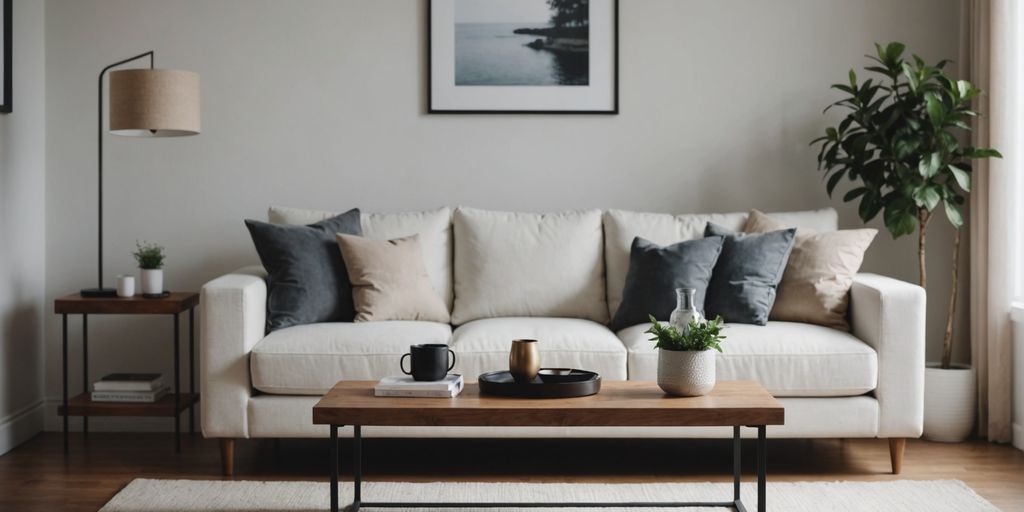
xmin=943 ymin=200 xmax=964 ymax=228
xmin=826 ymin=170 xmax=845 ymax=197
xmin=849 ymin=68 xmax=857 ymax=89
xmin=965 ymin=147 xmax=1003 ymax=159
xmin=843 ymin=187 xmax=869 ymax=202
xmin=902 ymin=62 xmax=920 ymax=92
xmin=918 ymin=152 xmax=941 ymax=178
xmin=913 ymin=186 xmax=941 ymax=211
xmin=947 ymin=164 xmax=971 ymax=192
xmin=926 ymin=93 xmax=945 ymax=128
xmin=885 ymin=42 xmax=906 ymax=63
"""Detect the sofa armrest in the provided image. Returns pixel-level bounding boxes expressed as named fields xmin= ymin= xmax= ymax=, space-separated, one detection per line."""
xmin=849 ymin=273 xmax=926 ymax=438
xmin=200 ymin=266 xmax=267 ymax=438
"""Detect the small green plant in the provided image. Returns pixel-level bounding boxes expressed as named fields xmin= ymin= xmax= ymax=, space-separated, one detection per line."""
xmin=646 ymin=314 xmax=726 ymax=352
xmin=132 ymin=241 xmax=166 ymax=270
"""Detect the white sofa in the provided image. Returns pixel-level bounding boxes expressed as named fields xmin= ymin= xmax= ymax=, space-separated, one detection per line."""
xmin=201 ymin=206 xmax=925 ymax=475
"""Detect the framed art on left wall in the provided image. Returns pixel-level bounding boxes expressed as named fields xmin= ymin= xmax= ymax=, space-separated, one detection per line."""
xmin=429 ymin=0 xmax=618 ymax=114
xmin=1 ymin=0 xmax=10 ymax=114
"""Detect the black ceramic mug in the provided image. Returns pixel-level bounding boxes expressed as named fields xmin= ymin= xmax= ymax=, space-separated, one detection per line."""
xmin=400 ymin=344 xmax=456 ymax=381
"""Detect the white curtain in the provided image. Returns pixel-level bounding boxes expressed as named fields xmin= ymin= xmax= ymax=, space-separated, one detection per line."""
xmin=963 ymin=0 xmax=1020 ymax=443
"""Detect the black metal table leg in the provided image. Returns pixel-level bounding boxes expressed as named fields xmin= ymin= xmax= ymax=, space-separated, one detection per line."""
xmin=353 ymin=425 xmax=362 ymax=511
xmin=62 ymin=314 xmax=68 ymax=454
xmin=330 ymin=425 xmax=339 ymax=512
xmin=734 ymin=426 xmax=745 ymax=512
xmin=188 ymin=308 xmax=195 ymax=435
xmin=173 ymin=313 xmax=180 ymax=453
xmin=82 ymin=314 xmax=88 ymax=435
xmin=757 ymin=426 xmax=766 ymax=512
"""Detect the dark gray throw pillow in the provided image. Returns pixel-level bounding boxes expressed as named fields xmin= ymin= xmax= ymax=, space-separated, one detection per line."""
xmin=704 ymin=222 xmax=796 ymax=326
xmin=245 ymin=209 xmax=362 ymax=332
xmin=610 ymin=236 xmax=724 ymax=332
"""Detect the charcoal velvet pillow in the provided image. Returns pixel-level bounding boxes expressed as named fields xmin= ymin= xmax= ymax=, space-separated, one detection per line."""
xmin=245 ymin=209 xmax=362 ymax=332
xmin=610 ymin=236 xmax=724 ymax=332
xmin=704 ymin=222 xmax=796 ymax=325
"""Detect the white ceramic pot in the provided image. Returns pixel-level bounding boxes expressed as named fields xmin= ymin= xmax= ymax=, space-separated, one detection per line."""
xmin=140 ymin=268 xmax=164 ymax=295
xmin=923 ymin=363 xmax=976 ymax=442
xmin=657 ymin=349 xmax=716 ymax=396
xmin=116 ymin=275 xmax=135 ymax=297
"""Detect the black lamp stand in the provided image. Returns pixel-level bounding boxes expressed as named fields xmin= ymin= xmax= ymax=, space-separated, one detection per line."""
xmin=80 ymin=51 xmax=155 ymax=298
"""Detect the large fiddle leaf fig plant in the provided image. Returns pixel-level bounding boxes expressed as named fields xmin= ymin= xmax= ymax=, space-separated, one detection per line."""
xmin=812 ymin=42 xmax=1001 ymax=369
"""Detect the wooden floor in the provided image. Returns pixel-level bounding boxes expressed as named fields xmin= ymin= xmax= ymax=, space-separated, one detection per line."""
xmin=1 ymin=433 xmax=1022 ymax=510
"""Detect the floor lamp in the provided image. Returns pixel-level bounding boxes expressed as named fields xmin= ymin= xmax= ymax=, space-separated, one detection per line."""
xmin=81 ymin=51 xmax=200 ymax=297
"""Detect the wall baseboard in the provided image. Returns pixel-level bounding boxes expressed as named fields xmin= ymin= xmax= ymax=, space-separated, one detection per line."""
xmin=43 ymin=399 xmax=199 ymax=433
xmin=0 ymin=401 xmax=45 ymax=455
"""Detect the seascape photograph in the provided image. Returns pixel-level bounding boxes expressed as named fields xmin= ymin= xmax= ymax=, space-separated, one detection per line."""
xmin=454 ymin=0 xmax=590 ymax=86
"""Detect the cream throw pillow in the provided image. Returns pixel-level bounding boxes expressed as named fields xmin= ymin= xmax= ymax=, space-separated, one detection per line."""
xmin=335 ymin=233 xmax=451 ymax=323
xmin=743 ymin=209 xmax=876 ymax=330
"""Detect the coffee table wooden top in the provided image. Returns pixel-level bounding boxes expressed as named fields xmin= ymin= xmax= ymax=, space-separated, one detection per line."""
xmin=313 ymin=380 xmax=783 ymax=427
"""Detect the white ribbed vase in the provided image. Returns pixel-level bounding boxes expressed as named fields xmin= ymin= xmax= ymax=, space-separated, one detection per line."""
xmin=657 ymin=349 xmax=716 ymax=397
xmin=923 ymin=364 xmax=976 ymax=442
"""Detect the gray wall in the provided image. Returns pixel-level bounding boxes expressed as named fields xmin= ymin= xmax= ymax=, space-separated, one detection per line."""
xmin=42 ymin=0 xmax=967 ymax=430
xmin=0 ymin=0 xmax=46 ymax=452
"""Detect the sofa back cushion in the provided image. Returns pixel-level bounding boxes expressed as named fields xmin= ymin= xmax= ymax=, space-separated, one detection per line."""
xmin=603 ymin=208 xmax=838 ymax=320
xmin=268 ymin=206 xmax=454 ymax=311
xmin=451 ymin=207 xmax=608 ymax=325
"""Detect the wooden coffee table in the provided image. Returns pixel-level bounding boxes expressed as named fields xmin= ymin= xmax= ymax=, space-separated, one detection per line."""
xmin=313 ymin=380 xmax=784 ymax=512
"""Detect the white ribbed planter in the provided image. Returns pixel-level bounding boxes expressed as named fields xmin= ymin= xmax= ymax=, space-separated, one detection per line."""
xmin=923 ymin=364 xmax=976 ymax=443
xmin=140 ymin=268 xmax=164 ymax=295
xmin=657 ymin=349 xmax=716 ymax=397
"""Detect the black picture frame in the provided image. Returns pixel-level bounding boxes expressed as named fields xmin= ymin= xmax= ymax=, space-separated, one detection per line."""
xmin=428 ymin=0 xmax=618 ymax=115
xmin=0 ymin=0 xmax=10 ymax=114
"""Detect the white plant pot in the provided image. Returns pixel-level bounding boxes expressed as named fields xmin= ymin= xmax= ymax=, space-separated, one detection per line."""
xmin=140 ymin=268 xmax=164 ymax=295
xmin=657 ymin=349 xmax=716 ymax=397
xmin=923 ymin=364 xmax=976 ymax=442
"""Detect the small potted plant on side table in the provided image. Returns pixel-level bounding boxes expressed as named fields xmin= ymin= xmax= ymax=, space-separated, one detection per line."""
xmin=133 ymin=241 xmax=167 ymax=298
xmin=647 ymin=314 xmax=726 ymax=397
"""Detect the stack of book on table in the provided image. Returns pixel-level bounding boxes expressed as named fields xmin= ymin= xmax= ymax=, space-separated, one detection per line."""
xmin=374 ymin=374 xmax=464 ymax=398
xmin=91 ymin=373 xmax=168 ymax=403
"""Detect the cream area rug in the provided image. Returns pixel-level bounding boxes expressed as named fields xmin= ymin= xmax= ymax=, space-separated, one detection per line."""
xmin=100 ymin=479 xmax=999 ymax=512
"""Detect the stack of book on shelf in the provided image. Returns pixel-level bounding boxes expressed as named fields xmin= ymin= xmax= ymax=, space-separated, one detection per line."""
xmin=374 ymin=374 xmax=464 ymax=398
xmin=91 ymin=373 xmax=168 ymax=403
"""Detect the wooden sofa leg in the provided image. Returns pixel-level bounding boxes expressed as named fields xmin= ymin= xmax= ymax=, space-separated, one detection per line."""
xmin=888 ymin=438 xmax=906 ymax=474
xmin=220 ymin=439 xmax=235 ymax=476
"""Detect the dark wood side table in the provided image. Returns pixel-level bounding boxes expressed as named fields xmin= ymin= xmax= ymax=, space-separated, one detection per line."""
xmin=54 ymin=292 xmax=200 ymax=453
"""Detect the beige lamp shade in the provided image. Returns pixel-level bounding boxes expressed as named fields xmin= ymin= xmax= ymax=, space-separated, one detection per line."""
xmin=109 ymin=69 xmax=200 ymax=137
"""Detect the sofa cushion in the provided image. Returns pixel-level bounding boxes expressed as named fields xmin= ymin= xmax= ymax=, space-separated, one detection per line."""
xmin=245 ymin=210 xmax=363 ymax=331
xmin=250 ymin=321 xmax=453 ymax=395
xmin=603 ymin=208 xmax=838 ymax=320
xmin=451 ymin=208 xmax=608 ymax=325
xmin=451 ymin=317 xmax=627 ymax=380
xmin=336 ymin=233 xmax=450 ymax=323
xmin=268 ymin=206 xmax=454 ymax=311
xmin=703 ymin=223 xmax=796 ymax=326
xmin=610 ymin=236 xmax=724 ymax=331
xmin=618 ymin=321 xmax=877 ymax=397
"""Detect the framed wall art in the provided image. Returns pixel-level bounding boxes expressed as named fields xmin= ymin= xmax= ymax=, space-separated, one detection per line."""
xmin=429 ymin=0 xmax=618 ymax=114
xmin=1 ymin=0 xmax=10 ymax=114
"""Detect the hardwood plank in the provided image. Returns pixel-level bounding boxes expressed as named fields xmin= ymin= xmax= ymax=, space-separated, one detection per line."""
xmin=313 ymin=380 xmax=785 ymax=427
xmin=54 ymin=292 xmax=199 ymax=315
xmin=58 ymin=393 xmax=199 ymax=417
xmin=1 ymin=434 xmax=1022 ymax=511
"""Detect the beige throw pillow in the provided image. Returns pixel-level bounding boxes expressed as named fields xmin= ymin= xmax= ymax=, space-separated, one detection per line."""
xmin=335 ymin=233 xmax=451 ymax=323
xmin=743 ymin=209 xmax=876 ymax=330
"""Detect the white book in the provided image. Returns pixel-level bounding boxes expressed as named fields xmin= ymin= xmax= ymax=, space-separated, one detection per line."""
xmin=375 ymin=374 xmax=463 ymax=392
xmin=93 ymin=373 xmax=164 ymax=392
xmin=91 ymin=387 xmax=169 ymax=403
xmin=374 ymin=386 xmax=463 ymax=398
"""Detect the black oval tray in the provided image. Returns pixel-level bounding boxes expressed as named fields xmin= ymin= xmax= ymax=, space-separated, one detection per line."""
xmin=478 ymin=370 xmax=601 ymax=398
